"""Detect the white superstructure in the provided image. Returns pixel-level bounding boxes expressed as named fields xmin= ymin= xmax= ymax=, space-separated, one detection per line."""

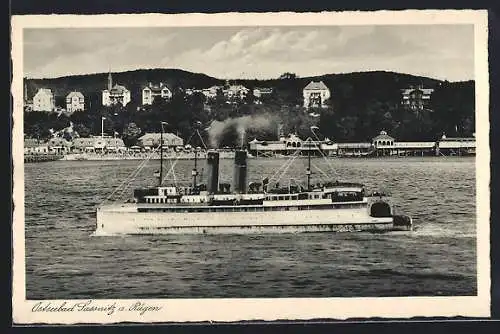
xmin=95 ymin=144 xmax=412 ymax=235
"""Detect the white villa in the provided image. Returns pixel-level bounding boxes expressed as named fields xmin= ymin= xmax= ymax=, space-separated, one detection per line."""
xmin=303 ymin=81 xmax=331 ymax=108
xmin=401 ymin=85 xmax=434 ymax=111
xmin=201 ymin=86 xmax=222 ymax=99
xmin=33 ymin=88 xmax=55 ymax=112
xmin=142 ymin=82 xmax=172 ymax=105
xmin=66 ymin=91 xmax=85 ymax=112
xmin=253 ymin=87 xmax=273 ymax=98
xmin=223 ymin=85 xmax=250 ymax=100
xmin=102 ymin=72 xmax=131 ymax=106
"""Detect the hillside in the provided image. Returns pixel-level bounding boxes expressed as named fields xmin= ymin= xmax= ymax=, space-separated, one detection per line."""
xmin=23 ymin=69 xmax=475 ymax=146
xmin=24 ymin=69 xmax=445 ymax=102
xmin=24 ymin=68 xmax=224 ymax=102
xmin=236 ymin=71 xmax=442 ymax=98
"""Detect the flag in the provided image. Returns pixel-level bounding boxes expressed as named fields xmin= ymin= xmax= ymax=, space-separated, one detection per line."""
xmin=102 ymin=117 xmax=106 ymax=120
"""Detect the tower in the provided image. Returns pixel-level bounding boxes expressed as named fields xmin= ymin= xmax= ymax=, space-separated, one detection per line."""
xmin=107 ymin=71 xmax=113 ymax=91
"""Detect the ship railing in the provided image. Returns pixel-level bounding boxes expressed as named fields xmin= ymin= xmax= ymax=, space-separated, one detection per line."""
xmin=101 ymin=144 xmax=162 ymax=204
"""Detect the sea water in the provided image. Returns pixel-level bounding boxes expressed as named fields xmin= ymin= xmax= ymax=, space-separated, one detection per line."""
xmin=24 ymin=157 xmax=476 ymax=298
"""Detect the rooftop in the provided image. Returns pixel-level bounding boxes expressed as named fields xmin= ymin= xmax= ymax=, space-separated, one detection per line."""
xmin=401 ymin=88 xmax=434 ymax=95
xmin=372 ymin=130 xmax=395 ymax=141
xmin=138 ymin=132 xmax=183 ymax=141
xmin=226 ymin=85 xmax=249 ymax=91
xmin=107 ymin=84 xmax=129 ymax=94
xmin=24 ymin=138 xmax=43 ymax=148
xmin=303 ymin=81 xmax=329 ymax=91
xmin=66 ymin=91 xmax=84 ymax=99
xmin=143 ymin=82 xmax=171 ymax=92
xmin=254 ymin=87 xmax=273 ymax=94
xmin=36 ymin=88 xmax=53 ymax=95
xmin=439 ymin=137 xmax=476 ymax=142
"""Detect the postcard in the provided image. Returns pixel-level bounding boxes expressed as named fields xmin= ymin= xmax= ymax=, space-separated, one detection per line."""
xmin=11 ymin=10 xmax=490 ymax=324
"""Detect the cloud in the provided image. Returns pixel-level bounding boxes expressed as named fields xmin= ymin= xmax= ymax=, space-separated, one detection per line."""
xmin=24 ymin=28 xmax=177 ymax=78
xmin=23 ymin=25 xmax=474 ymax=81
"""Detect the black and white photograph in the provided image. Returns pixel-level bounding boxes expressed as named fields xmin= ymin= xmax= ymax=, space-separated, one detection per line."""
xmin=11 ymin=11 xmax=490 ymax=323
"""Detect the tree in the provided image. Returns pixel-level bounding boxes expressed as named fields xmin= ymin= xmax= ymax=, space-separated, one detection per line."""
xmin=74 ymin=123 xmax=91 ymax=137
xmin=337 ymin=116 xmax=358 ymax=141
xmin=243 ymin=92 xmax=255 ymax=105
xmin=431 ymin=81 xmax=475 ymax=137
xmin=214 ymin=88 xmax=226 ymax=106
xmin=188 ymin=92 xmax=206 ymax=107
xmin=279 ymin=72 xmax=297 ymax=80
xmin=318 ymin=108 xmax=338 ymax=140
xmin=62 ymin=131 xmax=74 ymax=141
xmin=122 ymin=122 xmax=142 ymax=147
xmin=23 ymin=72 xmax=474 ymax=144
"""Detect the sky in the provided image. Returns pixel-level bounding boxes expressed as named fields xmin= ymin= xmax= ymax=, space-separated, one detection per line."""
xmin=23 ymin=25 xmax=474 ymax=81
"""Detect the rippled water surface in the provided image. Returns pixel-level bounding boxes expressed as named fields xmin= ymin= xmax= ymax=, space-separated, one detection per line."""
xmin=24 ymin=157 xmax=477 ymax=299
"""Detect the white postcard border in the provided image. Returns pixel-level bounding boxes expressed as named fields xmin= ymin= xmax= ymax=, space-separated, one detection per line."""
xmin=11 ymin=10 xmax=491 ymax=324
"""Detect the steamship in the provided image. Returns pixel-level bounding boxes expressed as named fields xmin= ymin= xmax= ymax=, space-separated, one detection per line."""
xmin=95 ymin=127 xmax=412 ymax=235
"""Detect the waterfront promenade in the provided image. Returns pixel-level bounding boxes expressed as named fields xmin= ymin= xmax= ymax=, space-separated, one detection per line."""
xmin=24 ymin=154 xmax=64 ymax=163
xmin=27 ymin=149 xmax=475 ymax=163
xmin=60 ymin=151 xmax=235 ymax=161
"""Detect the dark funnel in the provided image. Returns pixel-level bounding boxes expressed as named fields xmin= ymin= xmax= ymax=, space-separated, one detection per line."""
xmin=233 ymin=150 xmax=247 ymax=194
xmin=206 ymin=150 xmax=220 ymax=194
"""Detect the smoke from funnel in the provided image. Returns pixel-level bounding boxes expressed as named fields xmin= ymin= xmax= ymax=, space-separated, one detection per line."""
xmin=208 ymin=113 xmax=279 ymax=148
xmin=237 ymin=124 xmax=245 ymax=148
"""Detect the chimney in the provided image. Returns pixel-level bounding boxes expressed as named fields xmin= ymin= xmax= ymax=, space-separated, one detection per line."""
xmin=206 ymin=150 xmax=220 ymax=194
xmin=233 ymin=150 xmax=248 ymax=194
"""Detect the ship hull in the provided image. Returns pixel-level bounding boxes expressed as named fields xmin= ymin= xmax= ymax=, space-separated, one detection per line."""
xmin=95 ymin=204 xmax=411 ymax=235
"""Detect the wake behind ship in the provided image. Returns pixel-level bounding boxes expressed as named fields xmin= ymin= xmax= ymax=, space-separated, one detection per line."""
xmin=95 ymin=129 xmax=412 ymax=235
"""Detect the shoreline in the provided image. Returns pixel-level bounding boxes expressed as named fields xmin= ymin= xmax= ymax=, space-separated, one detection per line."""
xmin=54 ymin=153 xmax=475 ymax=162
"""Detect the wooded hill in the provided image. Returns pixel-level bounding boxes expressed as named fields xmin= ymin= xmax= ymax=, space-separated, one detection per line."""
xmin=25 ymin=69 xmax=441 ymax=105
xmin=23 ymin=69 xmax=475 ymax=147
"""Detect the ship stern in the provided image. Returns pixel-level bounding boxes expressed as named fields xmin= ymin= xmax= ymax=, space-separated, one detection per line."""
xmin=392 ymin=215 xmax=413 ymax=231
xmin=95 ymin=205 xmax=108 ymax=236
xmin=95 ymin=203 xmax=139 ymax=236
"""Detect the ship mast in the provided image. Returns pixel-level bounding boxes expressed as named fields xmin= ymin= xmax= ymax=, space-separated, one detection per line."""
xmin=307 ymin=126 xmax=324 ymax=190
xmin=306 ymin=138 xmax=311 ymax=190
xmin=192 ymin=124 xmax=204 ymax=188
xmin=159 ymin=121 xmax=167 ymax=187
xmin=192 ymin=141 xmax=198 ymax=188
